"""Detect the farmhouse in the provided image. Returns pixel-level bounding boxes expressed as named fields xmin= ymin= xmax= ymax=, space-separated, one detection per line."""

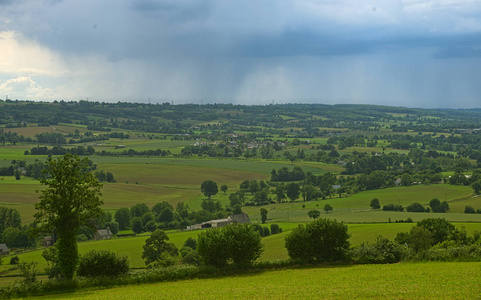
xmin=187 ymin=213 xmax=250 ymax=230
xmin=43 ymin=236 xmax=54 ymax=247
xmin=0 ymin=243 xmax=9 ymax=255
xmin=94 ymin=228 xmax=113 ymax=240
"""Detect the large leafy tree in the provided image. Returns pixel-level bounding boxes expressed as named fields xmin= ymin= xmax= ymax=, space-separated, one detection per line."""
xmin=201 ymin=180 xmax=218 ymax=199
xmin=34 ymin=154 xmax=103 ymax=279
xmin=142 ymin=229 xmax=178 ymax=267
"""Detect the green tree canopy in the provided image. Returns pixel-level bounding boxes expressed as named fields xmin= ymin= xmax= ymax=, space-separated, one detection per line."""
xmin=308 ymin=209 xmax=321 ymax=219
xmin=142 ymin=229 xmax=178 ymax=267
xmin=260 ymin=208 xmax=268 ymax=224
xmin=114 ymin=207 xmax=131 ymax=230
xmin=285 ymin=218 xmax=350 ymax=263
xmin=201 ymin=180 xmax=218 ymax=199
xmin=34 ymin=154 xmax=103 ymax=279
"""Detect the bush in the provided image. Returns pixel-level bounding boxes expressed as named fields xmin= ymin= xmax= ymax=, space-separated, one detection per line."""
xmin=183 ymin=237 xmax=197 ymax=250
xmin=406 ymin=202 xmax=425 ymax=212
xmin=350 ymin=236 xmax=403 ymax=264
xmin=77 ymin=250 xmax=129 ymax=278
xmin=270 ymin=224 xmax=280 ymax=234
xmin=262 ymin=226 xmax=270 ymax=237
xmin=383 ymin=204 xmax=404 ymax=211
xmin=76 ymin=234 xmax=89 ymax=242
xmin=370 ymin=198 xmax=380 ymax=209
xmin=417 ymin=218 xmax=455 ymax=245
xmin=42 ymin=245 xmax=62 ymax=279
xmin=197 ymin=227 xmax=229 ymax=268
xmin=10 ymin=256 xmax=19 ymax=265
xmin=197 ymin=223 xmax=263 ymax=268
xmin=180 ymin=247 xmax=201 ymax=266
xmin=429 ymin=198 xmax=449 ymax=213
xmin=465 ymin=206 xmax=476 ymax=214
xmin=131 ymin=217 xmax=143 ymax=234
xmin=19 ymin=261 xmax=38 ymax=283
xmin=144 ymin=220 xmax=158 ymax=232
xmin=284 ymin=218 xmax=350 ymax=263
xmin=142 ymin=229 xmax=178 ymax=267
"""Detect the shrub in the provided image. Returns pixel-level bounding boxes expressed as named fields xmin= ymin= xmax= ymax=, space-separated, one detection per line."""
xmin=76 ymin=234 xmax=89 ymax=242
xmin=370 ymin=198 xmax=380 ymax=209
xmin=197 ymin=223 xmax=263 ymax=268
xmin=18 ymin=261 xmax=38 ymax=283
xmin=406 ymin=202 xmax=425 ymax=212
xmin=144 ymin=220 xmax=158 ymax=232
xmin=42 ymin=245 xmax=61 ymax=279
xmin=10 ymin=256 xmax=19 ymax=265
xmin=142 ymin=229 xmax=178 ymax=267
xmin=180 ymin=247 xmax=201 ymax=266
xmin=184 ymin=237 xmax=197 ymax=250
xmin=197 ymin=227 xmax=229 ymax=268
xmin=262 ymin=226 xmax=270 ymax=237
xmin=383 ymin=204 xmax=404 ymax=211
xmin=465 ymin=206 xmax=476 ymax=214
xmin=308 ymin=209 xmax=321 ymax=219
xmin=417 ymin=218 xmax=455 ymax=245
xmin=429 ymin=198 xmax=449 ymax=213
xmin=131 ymin=217 xmax=143 ymax=234
xmin=77 ymin=250 xmax=129 ymax=278
xmin=350 ymin=236 xmax=403 ymax=264
xmin=284 ymin=218 xmax=350 ymax=263
xmin=270 ymin=224 xmax=280 ymax=234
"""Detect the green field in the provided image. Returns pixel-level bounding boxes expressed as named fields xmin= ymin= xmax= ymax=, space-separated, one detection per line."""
xmin=32 ymin=262 xmax=481 ymax=299
xmin=2 ymin=221 xmax=479 ymax=280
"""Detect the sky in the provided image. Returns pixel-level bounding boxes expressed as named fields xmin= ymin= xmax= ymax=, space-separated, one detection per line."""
xmin=0 ymin=0 xmax=481 ymax=108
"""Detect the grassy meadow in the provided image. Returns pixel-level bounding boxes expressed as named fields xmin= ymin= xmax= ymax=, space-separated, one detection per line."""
xmin=1 ymin=221 xmax=479 ymax=280
xmin=32 ymin=262 xmax=481 ymax=299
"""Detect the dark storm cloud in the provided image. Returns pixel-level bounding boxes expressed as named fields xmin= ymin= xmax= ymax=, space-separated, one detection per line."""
xmin=0 ymin=0 xmax=481 ymax=107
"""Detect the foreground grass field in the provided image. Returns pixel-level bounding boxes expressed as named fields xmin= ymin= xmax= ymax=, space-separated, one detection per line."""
xmin=33 ymin=262 xmax=481 ymax=299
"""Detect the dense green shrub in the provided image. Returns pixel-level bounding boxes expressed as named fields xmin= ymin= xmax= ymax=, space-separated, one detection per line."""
xmin=19 ymin=262 xmax=38 ymax=283
xmin=42 ymin=245 xmax=61 ymax=279
xmin=270 ymin=223 xmax=281 ymax=234
xmin=180 ymin=247 xmax=201 ymax=266
xmin=406 ymin=202 xmax=425 ymax=212
xmin=285 ymin=218 xmax=350 ymax=263
xmin=383 ymin=204 xmax=404 ymax=211
xmin=131 ymin=217 xmax=143 ymax=234
xmin=197 ymin=227 xmax=230 ymax=268
xmin=142 ymin=229 xmax=178 ymax=267
xmin=76 ymin=250 xmax=129 ymax=278
xmin=464 ymin=206 xmax=476 ymax=214
xmin=183 ymin=237 xmax=197 ymax=250
xmin=10 ymin=256 xmax=19 ymax=265
xmin=416 ymin=218 xmax=455 ymax=245
xmin=197 ymin=223 xmax=263 ymax=268
xmin=350 ymin=236 xmax=403 ymax=264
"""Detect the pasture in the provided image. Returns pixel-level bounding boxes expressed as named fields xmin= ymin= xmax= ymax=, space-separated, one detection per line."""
xmin=31 ymin=262 xmax=481 ymax=299
xmin=1 ymin=221 xmax=479 ymax=280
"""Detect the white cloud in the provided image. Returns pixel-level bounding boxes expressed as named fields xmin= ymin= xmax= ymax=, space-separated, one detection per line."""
xmin=0 ymin=31 xmax=67 ymax=77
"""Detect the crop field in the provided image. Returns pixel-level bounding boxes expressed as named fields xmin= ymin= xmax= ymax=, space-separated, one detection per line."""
xmin=2 ymin=126 xmax=57 ymax=137
xmin=243 ymin=184 xmax=480 ymax=224
xmin=31 ymin=262 xmax=481 ymax=299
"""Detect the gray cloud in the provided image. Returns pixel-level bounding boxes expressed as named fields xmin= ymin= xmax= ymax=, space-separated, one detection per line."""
xmin=0 ymin=0 xmax=481 ymax=107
